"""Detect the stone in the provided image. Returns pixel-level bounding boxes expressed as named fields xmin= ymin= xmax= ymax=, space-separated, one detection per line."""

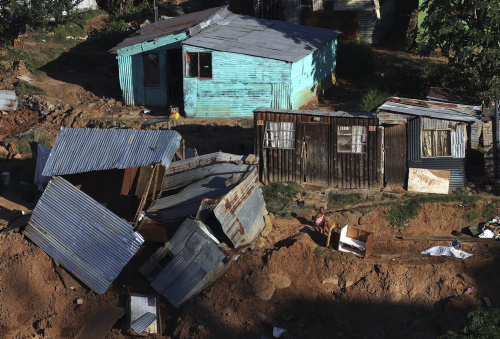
xmin=262 ymin=215 xmax=273 ymax=237
xmin=268 ymin=273 xmax=291 ymax=289
xmin=7 ymin=143 xmax=18 ymax=155
xmin=244 ymin=154 xmax=256 ymax=164
xmin=249 ymin=274 xmax=275 ymax=301
xmin=322 ymin=277 xmax=339 ymax=286
xmin=225 ymin=173 xmax=239 ymax=187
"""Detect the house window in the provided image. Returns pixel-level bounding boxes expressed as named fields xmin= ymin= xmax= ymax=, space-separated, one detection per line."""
xmin=422 ymin=129 xmax=452 ymax=157
xmin=143 ymin=53 xmax=160 ymax=87
xmin=186 ymin=52 xmax=212 ymax=78
xmin=264 ymin=121 xmax=295 ymax=149
xmin=337 ymin=126 xmax=367 ymax=153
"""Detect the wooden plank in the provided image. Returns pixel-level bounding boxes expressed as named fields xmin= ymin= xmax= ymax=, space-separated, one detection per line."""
xmin=394 ymin=235 xmax=500 ymax=244
xmin=77 ymin=306 xmax=126 ymax=339
xmin=377 ymin=126 xmax=383 ymax=187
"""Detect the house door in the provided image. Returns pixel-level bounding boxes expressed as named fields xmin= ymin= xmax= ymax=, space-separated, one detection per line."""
xmin=166 ymin=49 xmax=183 ymax=110
xmin=302 ymin=123 xmax=329 ymax=186
xmin=385 ymin=124 xmax=407 ymax=186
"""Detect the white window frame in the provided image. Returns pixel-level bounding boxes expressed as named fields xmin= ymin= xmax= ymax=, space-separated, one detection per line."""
xmin=337 ymin=125 xmax=367 ymax=153
xmin=264 ymin=121 xmax=295 ymax=149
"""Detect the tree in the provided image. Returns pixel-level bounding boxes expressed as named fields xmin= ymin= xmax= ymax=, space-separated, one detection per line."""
xmin=418 ymin=0 xmax=500 ymax=100
xmin=0 ymin=0 xmax=83 ymax=41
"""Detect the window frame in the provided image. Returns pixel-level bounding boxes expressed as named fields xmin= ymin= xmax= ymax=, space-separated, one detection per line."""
xmin=143 ymin=53 xmax=161 ymax=87
xmin=421 ymin=129 xmax=453 ymax=158
xmin=263 ymin=121 xmax=295 ymax=150
xmin=337 ymin=125 xmax=367 ymax=154
xmin=185 ymin=52 xmax=212 ymax=79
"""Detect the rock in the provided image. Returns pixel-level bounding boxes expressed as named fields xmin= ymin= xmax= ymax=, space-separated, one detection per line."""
xmin=269 ymin=273 xmax=291 ymax=289
xmin=7 ymin=143 xmax=18 ymax=155
xmin=232 ymin=159 xmax=244 ymax=165
xmin=254 ymin=237 xmax=267 ymax=250
xmin=254 ymin=311 xmax=273 ymax=324
xmin=345 ymin=279 xmax=356 ymax=288
xmin=225 ymin=173 xmax=239 ymax=187
xmin=249 ymin=274 xmax=275 ymax=301
xmin=322 ymin=277 xmax=339 ymax=286
xmin=262 ymin=215 xmax=273 ymax=237
xmin=244 ymin=154 xmax=256 ymax=164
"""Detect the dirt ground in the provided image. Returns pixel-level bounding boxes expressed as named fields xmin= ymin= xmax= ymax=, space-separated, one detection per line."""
xmin=0 ymin=16 xmax=497 ymax=339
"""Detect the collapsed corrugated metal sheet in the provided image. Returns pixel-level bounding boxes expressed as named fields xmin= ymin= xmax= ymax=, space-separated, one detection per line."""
xmin=147 ymin=152 xmax=256 ymax=220
xmin=378 ymin=97 xmax=481 ymax=122
xmin=214 ymin=168 xmax=266 ymax=247
xmin=25 ymin=176 xmax=144 ymax=294
xmin=140 ymin=218 xmax=227 ymax=307
xmin=110 ymin=6 xmax=229 ymax=52
xmin=42 ymin=128 xmax=181 ymax=176
xmin=254 ymin=106 xmax=376 ymax=118
xmin=0 ymin=90 xmax=18 ymax=110
xmin=182 ymin=13 xmax=340 ymax=63
xmin=131 ymin=312 xmax=158 ymax=334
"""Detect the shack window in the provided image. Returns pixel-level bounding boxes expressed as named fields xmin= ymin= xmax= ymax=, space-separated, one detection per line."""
xmin=422 ymin=129 xmax=452 ymax=157
xmin=337 ymin=126 xmax=367 ymax=153
xmin=143 ymin=53 xmax=160 ymax=87
xmin=186 ymin=52 xmax=212 ymax=78
xmin=264 ymin=121 xmax=295 ymax=149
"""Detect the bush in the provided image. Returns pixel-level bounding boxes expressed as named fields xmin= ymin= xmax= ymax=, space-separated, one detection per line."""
xmin=440 ymin=307 xmax=500 ymax=338
xmin=388 ymin=199 xmax=421 ymax=229
xmin=336 ymin=41 xmax=374 ymax=78
xmin=262 ymin=182 xmax=302 ymax=216
xmin=15 ymin=81 xmax=46 ymax=98
xmin=358 ymin=88 xmax=390 ymax=112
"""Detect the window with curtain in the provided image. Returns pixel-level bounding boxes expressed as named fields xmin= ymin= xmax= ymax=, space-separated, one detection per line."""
xmin=264 ymin=121 xmax=295 ymax=149
xmin=422 ymin=129 xmax=451 ymax=157
xmin=143 ymin=53 xmax=160 ymax=87
xmin=337 ymin=126 xmax=367 ymax=153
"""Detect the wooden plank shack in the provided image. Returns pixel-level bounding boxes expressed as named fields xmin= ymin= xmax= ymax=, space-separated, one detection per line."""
xmin=254 ymin=107 xmax=382 ymax=189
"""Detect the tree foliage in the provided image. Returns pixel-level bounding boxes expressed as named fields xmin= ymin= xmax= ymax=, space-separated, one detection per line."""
xmin=0 ymin=0 xmax=83 ymax=41
xmin=418 ymin=0 xmax=500 ymax=99
xmin=440 ymin=307 xmax=500 ymax=338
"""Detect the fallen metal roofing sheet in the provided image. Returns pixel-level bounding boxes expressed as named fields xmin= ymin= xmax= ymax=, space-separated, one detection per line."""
xmin=254 ymin=106 xmax=377 ymax=118
xmin=42 ymin=128 xmax=181 ymax=176
xmin=110 ymin=6 xmax=229 ymax=51
xmin=183 ymin=13 xmax=340 ymax=62
xmin=0 ymin=90 xmax=18 ymax=110
xmin=145 ymin=218 xmax=227 ymax=307
xmin=131 ymin=312 xmax=158 ymax=334
xmin=25 ymin=176 xmax=144 ymax=294
xmin=377 ymin=97 xmax=481 ymax=122
xmin=214 ymin=167 xmax=266 ymax=247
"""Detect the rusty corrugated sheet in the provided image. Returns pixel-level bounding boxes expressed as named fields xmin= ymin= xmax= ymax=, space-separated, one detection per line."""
xmin=254 ymin=106 xmax=376 ymax=118
xmin=213 ymin=167 xmax=266 ymax=247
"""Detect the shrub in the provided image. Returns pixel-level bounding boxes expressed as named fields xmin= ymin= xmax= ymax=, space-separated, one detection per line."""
xmin=388 ymin=199 xmax=421 ymax=229
xmin=262 ymin=181 xmax=302 ymax=216
xmin=336 ymin=41 xmax=375 ymax=78
xmin=440 ymin=307 xmax=500 ymax=338
xmin=15 ymin=81 xmax=46 ymax=99
xmin=358 ymin=88 xmax=390 ymax=112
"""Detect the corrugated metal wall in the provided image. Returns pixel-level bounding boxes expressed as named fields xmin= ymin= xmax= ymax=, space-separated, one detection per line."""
xmin=290 ymin=39 xmax=337 ymax=109
xmin=470 ymin=121 xmax=482 ymax=148
xmin=283 ymin=0 xmax=300 ymax=24
xmin=407 ymin=117 xmax=466 ymax=187
xmin=254 ymin=112 xmax=382 ymax=189
xmin=117 ymin=32 xmax=186 ymax=106
xmin=183 ymin=46 xmax=292 ymax=117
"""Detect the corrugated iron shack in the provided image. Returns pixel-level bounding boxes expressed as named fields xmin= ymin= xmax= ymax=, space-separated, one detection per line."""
xmin=377 ymin=97 xmax=481 ymax=188
xmin=254 ymin=107 xmax=383 ymax=188
xmin=139 ymin=152 xmax=268 ymax=307
xmin=110 ymin=6 xmax=340 ymax=117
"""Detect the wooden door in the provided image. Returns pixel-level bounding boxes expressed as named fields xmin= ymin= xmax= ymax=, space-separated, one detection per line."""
xmin=302 ymin=124 xmax=329 ymax=186
xmin=385 ymin=124 xmax=407 ymax=186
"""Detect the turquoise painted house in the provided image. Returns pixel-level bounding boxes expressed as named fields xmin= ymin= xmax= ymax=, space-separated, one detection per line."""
xmin=110 ymin=7 xmax=340 ymax=117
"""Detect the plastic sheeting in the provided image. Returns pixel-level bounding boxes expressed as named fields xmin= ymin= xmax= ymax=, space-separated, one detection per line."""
xmin=421 ymin=246 xmax=473 ymax=259
xmin=34 ymin=144 xmax=51 ymax=191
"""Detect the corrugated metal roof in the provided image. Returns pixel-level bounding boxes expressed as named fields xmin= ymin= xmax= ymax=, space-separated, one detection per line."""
xmin=131 ymin=312 xmax=158 ymax=334
xmin=377 ymin=97 xmax=481 ymax=122
xmin=110 ymin=6 xmax=229 ymax=52
xmin=145 ymin=218 xmax=227 ymax=307
xmin=183 ymin=13 xmax=340 ymax=63
xmin=25 ymin=176 xmax=144 ymax=294
xmin=42 ymin=128 xmax=181 ymax=176
xmin=214 ymin=168 xmax=266 ymax=247
xmin=254 ymin=106 xmax=377 ymax=118
xmin=0 ymin=90 xmax=18 ymax=110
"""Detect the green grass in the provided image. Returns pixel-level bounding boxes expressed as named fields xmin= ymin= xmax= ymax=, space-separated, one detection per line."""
xmin=37 ymin=131 xmax=52 ymax=148
xmin=262 ymin=181 xmax=302 ymax=216
xmin=358 ymin=88 xmax=390 ymax=112
xmin=328 ymin=192 xmax=364 ymax=208
xmin=0 ymin=152 xmax=7 ymax=159
xmin=465 ymin=210 xmax=481 ymax=224
xmin=14 ymin=81 xmax=46 ymax=99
